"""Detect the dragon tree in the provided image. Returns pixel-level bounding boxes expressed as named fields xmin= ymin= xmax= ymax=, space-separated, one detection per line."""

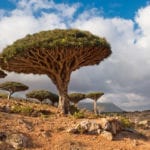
xmin=86 ymin=92 xmax=104 ymax=115
xmin=69 ymin=93 xmax=85 ymax=107
xmin=0 ymin=81 xmax=29 ymax=99
xmin=0 ymin=29 xmax=111 ymax=114
xmin=26 ymin=90 xmax=59 ymax=105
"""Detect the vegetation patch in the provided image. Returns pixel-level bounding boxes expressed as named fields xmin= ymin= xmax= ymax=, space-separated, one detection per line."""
xmin=11 ymin=105 xmax=33 ymax=115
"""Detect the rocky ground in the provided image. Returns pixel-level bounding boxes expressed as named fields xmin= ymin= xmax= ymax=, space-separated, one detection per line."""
xmin=0 ymin=98 xmax=150 ymax=150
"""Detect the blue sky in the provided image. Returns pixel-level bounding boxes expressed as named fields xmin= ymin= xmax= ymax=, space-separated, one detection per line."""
xmin=0 ymin=0 xmax=150 ymax=111
xmin=0 ymin=0 xmax=149 ymax=18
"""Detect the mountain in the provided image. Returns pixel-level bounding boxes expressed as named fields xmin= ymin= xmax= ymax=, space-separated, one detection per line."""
xmin=78 ymin=101 xmax=124 ymax=113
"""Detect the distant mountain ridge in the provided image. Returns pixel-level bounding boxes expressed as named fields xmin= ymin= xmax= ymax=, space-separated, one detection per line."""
xmin=78 ymin=101 xmax=124 ymax=113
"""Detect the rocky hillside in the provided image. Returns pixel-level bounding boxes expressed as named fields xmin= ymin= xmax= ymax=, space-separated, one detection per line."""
xmin=78 ymin=101 xmax=124 ymax=113
xmin=0 ymin=98 xmax=150 ymax=150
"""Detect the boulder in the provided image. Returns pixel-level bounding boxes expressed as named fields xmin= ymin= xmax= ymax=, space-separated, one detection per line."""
xmin=138 ymin=120 xmax=150 ymax=129
xmin=75 ymin=120 xmax=92 ymax=133
xmin=6 ymin=133 xmax=31 ymax=149
xmin=109 ymin=119 xmax=122 ymax=135
xmin=101 ymin=131 xmax=113 ymax=141
xmin=67 ymin=120 xmax=101 ymax=134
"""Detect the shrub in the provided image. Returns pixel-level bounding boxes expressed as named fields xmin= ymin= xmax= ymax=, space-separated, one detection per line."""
xmin=73 ymin=111 xmax=85 ymax=119
xmin=119 ymin=116 xmax=134 ymax=128
xmin=11 ymin=105 xmax=33 ymax=115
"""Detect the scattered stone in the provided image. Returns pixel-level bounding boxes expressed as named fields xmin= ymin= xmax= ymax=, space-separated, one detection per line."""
xmin=133 ymin=139 xmax=138 ymax=146
xmin=101 ymin=131 xmax=113 ymax=141
xmin=6 ymin=133 xmax=31 ymax=149
xmin=138 ymin=120 xmax=150 ymax=129
xmin=41 ymin=130 xmax=51 ymax=138
xmin=0 ymin=142 xmax=15 ymax=150
xmin=0 ymin=132 xmax=7 ymax=141
xmin=17 ymin=119 xmax=33 ymax=131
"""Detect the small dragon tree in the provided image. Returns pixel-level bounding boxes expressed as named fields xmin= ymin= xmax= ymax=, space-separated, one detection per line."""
xmin=0 ymin=70 xmax=7 ymax=78
xmin=86 ymin=92 xmax=104 ymax=115
xmin=26 ymin=90 xmax=59 ymax=105
xmin=0 ymin=29 xmax=111 ymax=114
xmin=0 ymin=81 xmax=29 ymax=99
xmin=69 ymin=93 xmax=85 ymax=107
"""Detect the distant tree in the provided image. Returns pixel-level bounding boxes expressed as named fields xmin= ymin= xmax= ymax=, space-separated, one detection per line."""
xmin=86 ymin=92 xmax=104 ymax=115
xmin=69 ymin=93 xmax=85 ymax=107
xmin=0 ymin=81 xmax=29 ymax=99
xmin=26 ymin=90 xmax=59 ymax=105
xmin=0 ymin=29 xmax=111 ymax=114
xmin=0 ymin=70 xmax=7 ymax=78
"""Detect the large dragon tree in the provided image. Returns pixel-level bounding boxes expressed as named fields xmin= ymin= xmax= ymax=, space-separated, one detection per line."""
xmin=0 ymin=29 xmax=111 ymax=114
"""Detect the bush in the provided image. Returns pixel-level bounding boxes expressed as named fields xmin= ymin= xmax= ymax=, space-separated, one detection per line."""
xmin=11 ymin=105 xmax=33 ymax=115
xmin=73 ymin=111 xmax=85 ymax=119
xmin=119 ymin=116 xmax=134 ymax=128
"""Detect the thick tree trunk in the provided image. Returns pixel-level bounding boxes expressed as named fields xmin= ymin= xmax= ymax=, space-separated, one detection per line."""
xmin=93 ymin=100 xmax=97 ymax=115
xmin=58 ymin=92 xmax=70 ymax=114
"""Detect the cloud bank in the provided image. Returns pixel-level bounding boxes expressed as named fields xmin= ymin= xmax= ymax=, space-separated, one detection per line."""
xmin=0 ymin=0 xmax=150 ymax=111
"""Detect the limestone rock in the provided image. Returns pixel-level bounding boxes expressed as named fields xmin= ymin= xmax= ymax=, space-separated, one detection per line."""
xmin=67 ymin=120 xmax=102 ymax=134
xmin=138 ymin=120 xmax=150 ymax=129
xmin=101 ymin=131 xmax=113 ymax=141
xmin=75 ymin=120 xmax=91 ymax=133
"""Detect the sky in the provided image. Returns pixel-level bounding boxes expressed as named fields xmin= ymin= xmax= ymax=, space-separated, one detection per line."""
xmin=0 ymin=0 xmax=150 ymax=111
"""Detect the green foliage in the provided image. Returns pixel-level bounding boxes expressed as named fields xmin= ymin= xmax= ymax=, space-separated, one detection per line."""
xmin=86 ymin=92 xmax=104 ymax=100
xmin=73 ymin=111 xmax=85 ymax=119
xmin=1 ymin=29 xmax=110 ymax=60
xmin=26 ymin=90 xmax=58 ymax=104
xmin=69 ymin=93 xmax=85 ymax=105
xmin=0 ymin=81 xmax=28 ymax=93
xmin=119 ymin=116 xmax=134 ymax=128
xmin=11 ymin=105 xmax=33 ymax=115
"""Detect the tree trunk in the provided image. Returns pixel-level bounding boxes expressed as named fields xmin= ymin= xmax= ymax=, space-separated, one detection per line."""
xmin=7 ymin=92 xmax=12 ymax=100
xmin=58 ymin=92 xmax=70 ymax=114
xmin=74 ymin=102 xmax=78 ymax=108
xmin=93 ymin=99 xmax=97 ymax=115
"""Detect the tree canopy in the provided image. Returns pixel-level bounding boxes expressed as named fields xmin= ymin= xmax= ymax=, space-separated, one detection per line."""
xmin=69 ymin=93 xmax=85 ymax=106
xmin=0 ymin=29 xmax=111 ymax=114
xmin=26 ymin=90 xmax=59 ymax=105
xmin=86 ymin=92 xmax=104 ymax=101
xmin=0 ymin=81 xmax=29 ymax=99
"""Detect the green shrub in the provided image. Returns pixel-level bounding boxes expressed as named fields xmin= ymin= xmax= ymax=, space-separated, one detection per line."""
xmin=11 ymin=105 xmax=33 ymax=115
xmin=119 ymin=116 xmax=134 ymax=128
xmin=73 ymin=111 xmax=85 ymax=119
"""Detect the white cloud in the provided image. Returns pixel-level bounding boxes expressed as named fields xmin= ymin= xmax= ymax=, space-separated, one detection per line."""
xmin=0 ymin=0 xmax=150 ymax=111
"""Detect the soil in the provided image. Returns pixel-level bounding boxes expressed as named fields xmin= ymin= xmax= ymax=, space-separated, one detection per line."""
xmin=0 ymin=98 xmax=150 ymax=150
